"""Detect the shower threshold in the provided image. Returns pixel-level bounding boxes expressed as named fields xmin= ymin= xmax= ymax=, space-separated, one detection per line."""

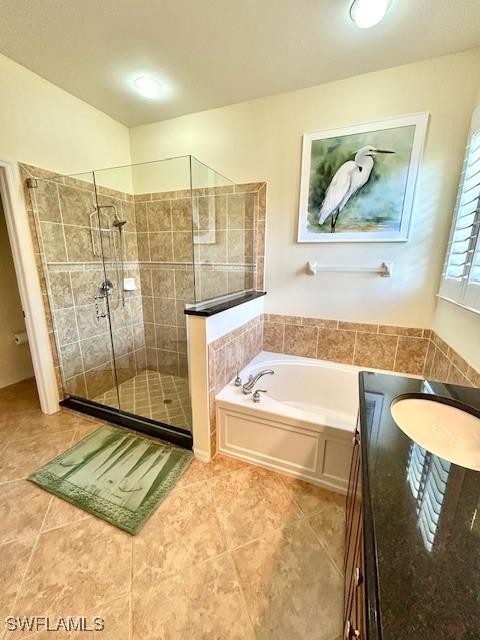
xmin=60 ymin=394 xmax=193 ymax=450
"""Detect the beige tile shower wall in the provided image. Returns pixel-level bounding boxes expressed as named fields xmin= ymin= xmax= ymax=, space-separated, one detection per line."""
xmin=134 ymin=189 xmax=194 ymax=378
xmin=207 ymin=315 xmax=264 ymax=455
xmin=134 ymin=181 xmax=266 ymax=378
xmin=139 ymin=263 xmax=191 ymax=378
xmin=21 ymin=164 xmax=146 ymax=400
xmin=194 ymin=182 xmax=267 ymax=299
xmin=263 ymin=314 xmax=480 ymax=384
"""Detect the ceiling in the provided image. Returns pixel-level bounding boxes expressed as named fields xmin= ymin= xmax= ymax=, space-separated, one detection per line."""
xmin=0 ymin=0 xmax=479 ymax=127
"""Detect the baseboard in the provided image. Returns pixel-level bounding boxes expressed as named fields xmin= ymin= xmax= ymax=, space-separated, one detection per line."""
xmin=193 ymin=447 xmax=211 ymax=463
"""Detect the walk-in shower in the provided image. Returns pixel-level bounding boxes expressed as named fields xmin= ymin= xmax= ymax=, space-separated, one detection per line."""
xmin=24 ymin=155 xmax=258 ymax=446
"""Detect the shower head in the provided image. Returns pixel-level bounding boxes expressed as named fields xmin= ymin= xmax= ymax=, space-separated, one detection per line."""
xmin=112 ymin=218 xmax=128 ymax=230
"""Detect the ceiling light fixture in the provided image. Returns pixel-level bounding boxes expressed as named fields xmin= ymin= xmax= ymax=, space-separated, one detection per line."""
xmin=350 ymin=0 xmax=392 ymax=28
xmin=134 ymin=76 xmax=162 ymax=99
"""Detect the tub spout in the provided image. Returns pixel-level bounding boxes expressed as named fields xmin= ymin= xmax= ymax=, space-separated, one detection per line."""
xmin=242 ymin=369 xmax=274 ymax=394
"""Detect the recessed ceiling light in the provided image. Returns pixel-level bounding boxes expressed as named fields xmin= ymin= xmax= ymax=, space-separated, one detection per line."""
xmin=134 ymin=76 xmax=162 ymax=99
xmin=350 ymin=0 xmax=392 ymax=28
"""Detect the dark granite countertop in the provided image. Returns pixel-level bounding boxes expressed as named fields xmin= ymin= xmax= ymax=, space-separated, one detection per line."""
xmin=359 ymin=371 xmax=480 ymax=640
xmin=184 ymin=290 xmax=266 ymax=317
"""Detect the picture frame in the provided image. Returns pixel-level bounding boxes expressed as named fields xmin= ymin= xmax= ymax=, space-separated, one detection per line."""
xmin=297 ymin=112 xmax=429 ymax=243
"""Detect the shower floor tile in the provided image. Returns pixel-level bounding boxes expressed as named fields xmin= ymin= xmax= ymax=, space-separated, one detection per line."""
xmin=94 ymin=369 xmax=192 ymax=432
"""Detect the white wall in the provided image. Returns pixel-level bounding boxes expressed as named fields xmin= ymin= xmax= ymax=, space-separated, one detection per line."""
xmin=0 ymin=53 xmax=131 ymax=177
xmin=130 ymin=49 xmax=480 ymax=328
xmin=0 ymin=197 xmax=34 ymax=387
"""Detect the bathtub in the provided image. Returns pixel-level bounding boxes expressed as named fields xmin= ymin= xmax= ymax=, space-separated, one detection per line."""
xmin=216 ymin=351 xmax=360 ymax=492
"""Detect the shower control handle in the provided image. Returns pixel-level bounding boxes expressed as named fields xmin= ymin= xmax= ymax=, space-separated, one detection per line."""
xmin=100 ymin=279 xmax=114 ymax=296
xmin=234 ymin=372 xmax=243 ymax=387
xmin=252 ymin=389 xmax=267 ymax=403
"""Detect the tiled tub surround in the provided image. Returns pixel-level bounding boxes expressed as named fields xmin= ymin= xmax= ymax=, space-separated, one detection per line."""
xmin=208 ymin=316 xmax=264 ymax=454
xmin=424 ymin=332 xmax=480 ymax=387
xmin=205 ymin=313 xmax=480 ymax=457
xmin=263 ymin=314 xmax=480 ymax=385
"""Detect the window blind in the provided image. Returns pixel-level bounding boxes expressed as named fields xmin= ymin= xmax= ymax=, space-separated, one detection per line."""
xmin=439 ymin=107 xmax=480 ymax=312
xmin=407 ymin=443 xmax=451 ymax=553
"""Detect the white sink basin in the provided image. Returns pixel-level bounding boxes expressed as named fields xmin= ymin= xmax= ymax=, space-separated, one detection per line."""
xmin=391 ymin=396 xmax=480 ymax=471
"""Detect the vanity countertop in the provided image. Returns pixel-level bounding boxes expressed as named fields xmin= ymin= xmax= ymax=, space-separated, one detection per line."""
xmin=358 ymin=371 xmax=480 ymax=640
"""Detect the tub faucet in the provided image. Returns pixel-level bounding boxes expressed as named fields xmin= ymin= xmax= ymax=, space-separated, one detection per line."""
xmin=242 ymin=369 xmax=274 ymax=394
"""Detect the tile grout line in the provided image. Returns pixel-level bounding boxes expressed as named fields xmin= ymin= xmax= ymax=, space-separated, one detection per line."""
xmin=392 ymin=335 xmax=400 ymax=371
xmin=4 ymin=491 xmax=55 ymax=639
xmin=352 ymin=331 xmax=358 ymax=365
xmin=304 ymin=515 xmax=345 ymax=580
xmin=229 ymin=550 xmax=257 ymax=637
xmin=275 ymin=473 xmax=345 ymax=578
xmin=129 ymin=529 xmax=134 ymax=640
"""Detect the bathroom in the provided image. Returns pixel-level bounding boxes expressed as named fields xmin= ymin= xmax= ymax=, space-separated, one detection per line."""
xmin=0 ymin=1 xmax=479 ymax=638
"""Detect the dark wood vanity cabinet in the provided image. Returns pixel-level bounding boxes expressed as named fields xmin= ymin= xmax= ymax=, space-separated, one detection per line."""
xmin=344 ymin=419 xmax=366 ymax=640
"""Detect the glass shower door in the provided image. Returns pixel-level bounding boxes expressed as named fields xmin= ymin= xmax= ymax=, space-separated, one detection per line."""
xmin=89 ymin=164 xmax=138 ymax=415
xmin=33 ymin=169 xmax=121 ymax=411
xmin=91 ymin=158 xmax=196 ymax=432
xmin=30 ymin=153 xmax=253 ymax=445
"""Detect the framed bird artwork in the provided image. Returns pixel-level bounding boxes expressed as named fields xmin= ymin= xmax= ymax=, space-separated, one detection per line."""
xmin=297 ymin=112 xmax=429 ymax=242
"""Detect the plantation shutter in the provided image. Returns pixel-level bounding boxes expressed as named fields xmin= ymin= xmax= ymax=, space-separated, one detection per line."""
xmin=439 ymin=107 xmax=480 ymax=312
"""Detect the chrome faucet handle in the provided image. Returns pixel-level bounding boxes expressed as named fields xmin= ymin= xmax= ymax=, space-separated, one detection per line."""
xmin=252 ymin=389 xmax=267 ymax=403
xmin=242 ymin=369 xmax=274 ymax=394
xmin=234 ymin=372 xmax=243 ymax=387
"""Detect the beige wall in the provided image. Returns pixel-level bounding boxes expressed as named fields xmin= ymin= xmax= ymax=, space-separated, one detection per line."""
xmin=1 ymin=49 xmax=478 ymax=372
xmin=0 ymin=53 xmax=131 ymax=178
xmin=129 ymin=49 xmax=480 ymax=331
xmin=432 ymin=86 xmax=480 ymax=370
xmin=0 ymin=197 xmax=33 ymax=387
xmin=433 ymin=299 xmax=480 ymax=371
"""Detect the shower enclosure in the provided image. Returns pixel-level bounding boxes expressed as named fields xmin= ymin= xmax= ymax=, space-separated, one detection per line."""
xmin=26 ymin=156 xmax=257 ymax=446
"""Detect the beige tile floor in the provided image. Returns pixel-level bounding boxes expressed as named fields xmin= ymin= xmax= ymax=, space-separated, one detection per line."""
xmin=0 ymin=378 xmax=344 ymax=640
xmin=94 ymin=369 xmax=192 ymax=431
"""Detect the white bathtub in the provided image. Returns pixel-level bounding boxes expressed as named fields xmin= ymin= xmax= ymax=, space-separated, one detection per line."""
xmin=216 ymin=351 xmax=360 ymax=492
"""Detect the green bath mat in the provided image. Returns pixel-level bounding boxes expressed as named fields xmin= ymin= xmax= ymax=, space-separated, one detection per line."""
xmin=29 ymin=425 xmax=193 ymax=535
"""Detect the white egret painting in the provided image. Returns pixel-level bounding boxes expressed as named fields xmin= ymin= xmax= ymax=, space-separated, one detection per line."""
xmin=297 ymin=113 xmax=428 ymax=242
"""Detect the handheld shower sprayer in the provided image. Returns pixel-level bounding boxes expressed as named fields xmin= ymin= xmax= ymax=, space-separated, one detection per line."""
xmin=95 ymin=204 xmax=128 ymax=308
